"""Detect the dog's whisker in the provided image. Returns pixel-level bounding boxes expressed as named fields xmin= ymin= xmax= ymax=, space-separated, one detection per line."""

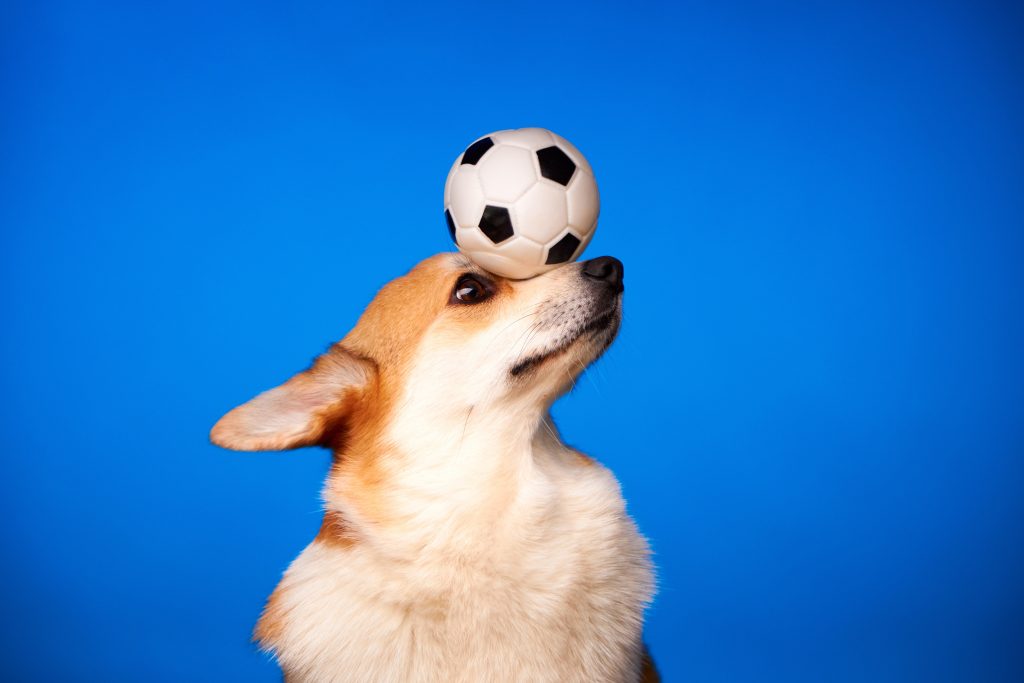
xmin=570 ymin=352 xmax=598 ymax=395
xmin=481 ymin=308 xmax=541 ymax=355
xmin=501 ymin=305 xmax=544 ymax=343
xmin=512 ymin=322 xmax=545 ymax=370
xmin=562 ymin=355 xmax=579 ymax=392
xmin=456 ymin=403 xmax=476 ymax=458
xmin=539 ymin=414 xmax=560 ymax=443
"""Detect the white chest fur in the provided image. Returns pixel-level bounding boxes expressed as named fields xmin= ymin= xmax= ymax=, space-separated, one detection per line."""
xmin=262 ymin=426 xmax=654 ymax=683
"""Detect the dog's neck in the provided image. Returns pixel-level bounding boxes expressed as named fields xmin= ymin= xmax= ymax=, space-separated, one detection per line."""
xmin=322 ymin=383 xmax=571 ymax=560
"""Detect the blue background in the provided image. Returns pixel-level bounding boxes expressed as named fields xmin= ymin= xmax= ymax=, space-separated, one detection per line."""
xmin=2 ymin=1 xmax=1022 ymax=681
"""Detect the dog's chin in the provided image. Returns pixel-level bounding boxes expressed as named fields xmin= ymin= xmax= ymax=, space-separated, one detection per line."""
xmin=508 ymin=307 xmax=621 ymax=381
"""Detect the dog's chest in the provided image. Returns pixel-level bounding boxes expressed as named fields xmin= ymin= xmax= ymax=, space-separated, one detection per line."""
xmin=264 ymin=467 xmax=653 ymax=683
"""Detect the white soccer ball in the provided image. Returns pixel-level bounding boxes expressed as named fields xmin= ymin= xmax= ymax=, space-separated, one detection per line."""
xmin=444 ymin=128 xmax=600 ymax=279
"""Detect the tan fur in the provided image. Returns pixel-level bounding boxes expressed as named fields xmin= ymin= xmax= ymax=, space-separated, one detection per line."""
xmin=315 ymin=510 xmax=357 ymax=549
xmin=213 ymin=253 xmax=655 ymax=682
xmin=332 ymin=255 xmax=464 ymax=525
xmin=640 ymin=645 xmax=661 ymax=682
xmin=253 ymin=584 xmax=288 ymax=649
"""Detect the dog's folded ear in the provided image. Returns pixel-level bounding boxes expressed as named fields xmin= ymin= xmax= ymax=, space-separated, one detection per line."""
xmin=210 ymin=346 xmax=375 ymax=452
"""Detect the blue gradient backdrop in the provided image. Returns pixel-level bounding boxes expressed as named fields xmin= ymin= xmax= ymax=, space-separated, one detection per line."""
xmin=2 ymin=1 xmax=1022 ymax=681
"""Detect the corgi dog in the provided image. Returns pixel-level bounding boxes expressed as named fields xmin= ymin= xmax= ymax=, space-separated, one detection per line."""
xmin=211 ymin=253 xmax=656 ymax=682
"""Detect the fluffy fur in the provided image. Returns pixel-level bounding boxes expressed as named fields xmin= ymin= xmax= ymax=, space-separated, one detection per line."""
xmin=212 ymin=253 xmax=656 ymax=682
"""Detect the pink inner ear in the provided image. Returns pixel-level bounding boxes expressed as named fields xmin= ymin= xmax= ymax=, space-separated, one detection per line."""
xmin=210 ymin=350 xmax=371 ymax=452
xmin=247 ymin=386 xmax=322 ymax=437
xmin=220 ymin=380 xmax=337 ymax=449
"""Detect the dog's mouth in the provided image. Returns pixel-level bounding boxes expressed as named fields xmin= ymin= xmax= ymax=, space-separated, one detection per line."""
xmin=509 ymin=308 xmax=619 ymax=378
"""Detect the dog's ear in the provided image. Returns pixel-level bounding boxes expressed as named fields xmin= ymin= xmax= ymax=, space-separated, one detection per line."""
xmin=210 ymin=346 xmax=375 ymax=451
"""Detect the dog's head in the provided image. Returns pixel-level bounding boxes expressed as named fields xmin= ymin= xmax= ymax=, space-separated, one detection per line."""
xmin=211 ymin=252 xmax=624 ymax=453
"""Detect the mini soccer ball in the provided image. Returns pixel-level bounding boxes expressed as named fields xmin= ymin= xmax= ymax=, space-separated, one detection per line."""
xmin=444 ymin=128 xmax=600 ymax=279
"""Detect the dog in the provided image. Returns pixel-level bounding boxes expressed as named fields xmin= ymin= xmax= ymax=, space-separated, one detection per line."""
xmin=211 ymin=253 xmax=656 ymax=682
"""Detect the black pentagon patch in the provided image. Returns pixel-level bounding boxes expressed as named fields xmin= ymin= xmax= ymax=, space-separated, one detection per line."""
xmin=479 ymin=205 xmax=514 ymax=244
xmin=461 ymin=137 xmax=494 ymax=165
xmin=537 ymin=146 xmax=576 ymax=185
xmin=545 ymin=232 xmax=581 ymax=264
xmin=444 ymin=209 xmax=457 ymax=244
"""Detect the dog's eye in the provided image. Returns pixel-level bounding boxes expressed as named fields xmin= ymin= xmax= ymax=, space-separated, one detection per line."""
xmin=451 ymin=274 xmax=492 ymax=305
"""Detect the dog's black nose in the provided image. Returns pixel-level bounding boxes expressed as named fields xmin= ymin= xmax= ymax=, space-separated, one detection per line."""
xmin=581 ymin=256 xmax=624 ymax=293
